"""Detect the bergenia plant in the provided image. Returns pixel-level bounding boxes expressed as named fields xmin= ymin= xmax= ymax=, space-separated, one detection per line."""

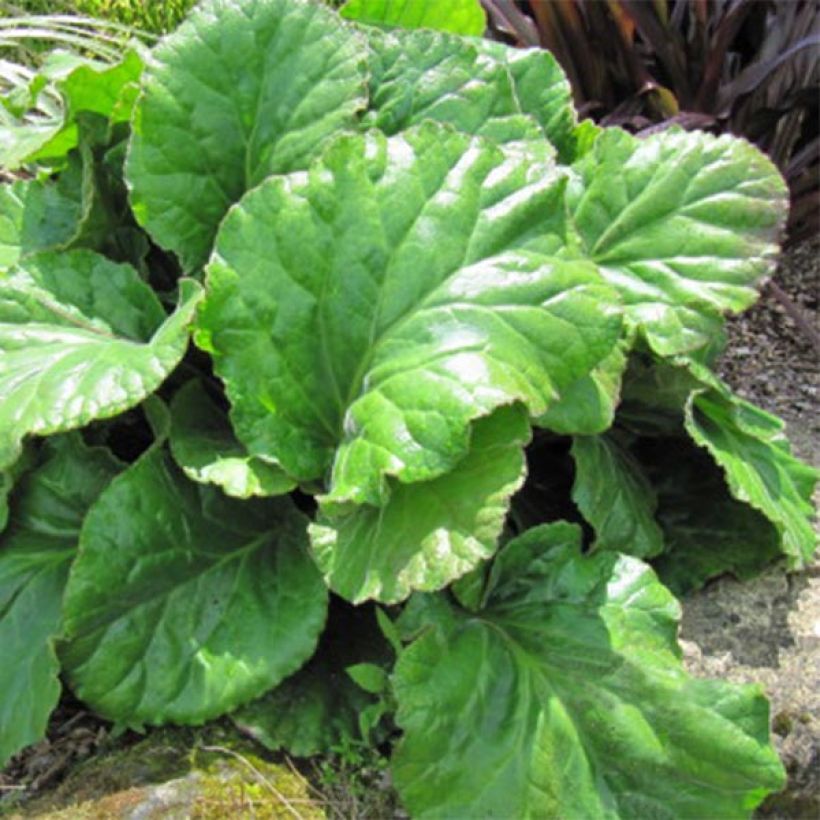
xmin=1 ymin=0 xmax=816 ymax=816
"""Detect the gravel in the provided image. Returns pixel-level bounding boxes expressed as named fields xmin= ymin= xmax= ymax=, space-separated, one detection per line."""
xmin=717 ymin=236 xmax=819 ymax=464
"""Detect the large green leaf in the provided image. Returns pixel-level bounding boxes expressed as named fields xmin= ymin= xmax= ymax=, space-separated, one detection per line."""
xmin=392 ymin=522 xmax=785 ymax=818
xmin=169 ymin=379 xmax=295 ymax=499
xmin=60 ymin=447 xmax=327 ymax=727
xmin=362 ymin=28 xmax=576 ymax=157
xmin=363 ymin=27 xmax=543 ymax=146
xmin=0 ymin=435 xmax=121 ymax=768
xmin=197 ymin=125 xmax=621 ymax=507
xmin=341 ymin=0 xmax=485 ymax=35
xmin=568 ymin=128 xmax=787 ymax=356
xmin=126 ymin=0 xmax=367 ymax=271
xmin=310 ymin=404 xmax=529 ymax=604
xmin=685 ymin=384 xmax=817 ymax=568
xmin=571 ymin=432 xmax=664 ymax=559
xmin=635 ymin=436 xmax=783 ymax=595
xmin=0 ymin=250 xmax=202 ymax=469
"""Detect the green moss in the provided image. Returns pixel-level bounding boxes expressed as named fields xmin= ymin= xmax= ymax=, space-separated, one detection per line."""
xmin=10 ymin=722 xmax=323 ymax=819
xmin=190 ymin=749 xmax=324 ymax=820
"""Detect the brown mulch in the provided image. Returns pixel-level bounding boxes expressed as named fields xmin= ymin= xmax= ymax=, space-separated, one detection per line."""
xmin=0 ymin=697 xmax=113 ymax=808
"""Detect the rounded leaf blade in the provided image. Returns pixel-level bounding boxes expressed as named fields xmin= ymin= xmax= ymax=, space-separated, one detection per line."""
xmin=126 ymin=0 xmax=368 ymax=271
xmin=392 ymin=523 xmax=786 ymax=817
xmin=0 ymin=250 xmax=202 ymax=469
xmin=60 ymin=447 xmax=327 ymax=726
xmin=197 ymin=125 xmax=621 ymax=505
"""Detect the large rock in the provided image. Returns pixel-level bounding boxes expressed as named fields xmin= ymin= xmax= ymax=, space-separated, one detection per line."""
xmin=681 ymin=561 xmax=819 ymax=818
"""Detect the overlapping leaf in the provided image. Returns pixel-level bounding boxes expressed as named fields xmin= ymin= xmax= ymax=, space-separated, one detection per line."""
xmin=567 ymin=128 xmax=788 ymax=356
xmin=635 ymin=436 xmax=783 ymax=594
xmin=126 ymin=0 xmax=368 ymax=271
xmin=197 ymin=125 xmax=621 ymax=504
xmin=60 ymin=447 xmax=327 ymax=727
xmin=169 ymin=380 xmax=294 ymax=498
xmin=475 ymin=39 xmax=578 ymax=161
xmin=536 ymin=344 xmax=626 ymax=435
xmin=311 ymin=405 xmax=530 ymax=603
xmin=197 ymin=125 xmax=621 ymax=601
xmin=0 ymin=249 xmax=201 ymax=469
xmin=620 ymin=354 xmax=817 ymax=570
xmin=392 ymin=522 xmax=785 ymax=818
xmin=0 ymin=50 xmax=142 ymax=171
xmin=685 ymin=382 xmax=818 ymax=568
xmin=0 ymin=435 xmax=121 ymax=767
xmin=363 ymin=28 xmax=575 ymax=157
xmin=363 ymin=28 xmax=542 ymax=146
xmin=571 ymin=431 xmax=664 ymax=558
xmin=0 ymin=170 xmax=85 ymax=269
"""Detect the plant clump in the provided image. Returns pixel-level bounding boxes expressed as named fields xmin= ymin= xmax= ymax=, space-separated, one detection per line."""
xmin=0 ymin=0 xmax=817 ymax=817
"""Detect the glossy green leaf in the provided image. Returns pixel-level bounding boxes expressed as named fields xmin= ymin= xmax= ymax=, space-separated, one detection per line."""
xmin=536 ymin=344 xmax=626 ymax=435
xmin=0 ymin=435 xmax=121 ymax=767
xmin=0 ymin=250 xmax=201 ymax=469
xmin=685 ymin=384 xmax=818 ymax=569
xmin=363 ymin=27 xmax=542 ymax=146
xmin=568 ymin=128 xmax=788 ymax=356
xmin=475 ymin=40 xmax=578 ymax=162
xmin=393 ymin=522 xmax=785 ymax=818
xmin=58 ymin=51 xmax=142 ymax=126
xmin=571 ymin=432 xmax=664 ymax=558
xmin=233 ymin=650 xmax=370 ymax=758
xmin=341 ymin=0 xmax=485 ymax=36
xmin=126 ymin=0 xmax=367 ymax=271
xmin=60 ymin=447 xmax=327 ymax=727
xmin=197 ymin=125 xmax=621 ymax=507
xmin=635 ymin=436 xmax=783 ymax=595
xmin=169 ymin=380 xmax=295 ymax=499
xmin=310 ymin=404 xmax=529 ymax=604
xmin=232 ymin=603 xmax=386 ymax=757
